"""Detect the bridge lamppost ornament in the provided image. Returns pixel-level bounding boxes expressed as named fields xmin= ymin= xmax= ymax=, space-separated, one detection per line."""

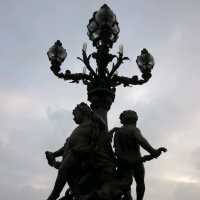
xmin=46 ymin=4 xmax=166 ymax=200
xmin=47 ymin=4 xmax=154 ymax=126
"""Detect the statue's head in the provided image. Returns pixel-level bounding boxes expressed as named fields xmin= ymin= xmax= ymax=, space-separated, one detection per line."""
xmin=73 ymin=102 xmax=92 ymax=124
xmin=119 ymin=110 xmax=138 ymax=125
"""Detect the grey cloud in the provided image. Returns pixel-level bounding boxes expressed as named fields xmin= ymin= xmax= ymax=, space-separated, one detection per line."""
xmin=173 ymin=182 xmax=200 ymax=200
xmin=1 ymin=0 xmax=200 ymax=200
xmin=142 ymin=178 xmax=200 ymax=200
xmin=0 ymin=104 xmax=75 ymax=200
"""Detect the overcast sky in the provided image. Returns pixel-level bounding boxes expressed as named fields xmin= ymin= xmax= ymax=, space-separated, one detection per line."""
xmin=0 ymin=0 xmax=200 ymax=200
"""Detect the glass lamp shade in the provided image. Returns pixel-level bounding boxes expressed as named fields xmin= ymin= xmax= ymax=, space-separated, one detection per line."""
xmin=136 ymin=49 xmax=155 ymax=73
xmin=95 ymin=4 xmax=116 ymax=26
xmin=87 ymin=4 xmax=120 ymax=48
xmin=47 ymin=40 xmax=67 ymax=64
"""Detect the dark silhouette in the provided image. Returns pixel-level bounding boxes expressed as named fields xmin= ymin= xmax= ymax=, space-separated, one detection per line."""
xmin=112 ymin=110 xmax=167 ymax=200
xmin=45 ymin=106 xmax=166 ymax=200
xmin=45 ymin=5 xmax=167 ymax=200
xmin=47 ymin=5 xmax=155 ymax=127
xmin=46 ymin=102 xmax=101 ymax=200
xmin=45 ymin=103 xmax=129 ymax=200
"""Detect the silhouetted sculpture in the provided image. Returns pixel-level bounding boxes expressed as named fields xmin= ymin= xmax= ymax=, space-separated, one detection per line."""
xmin=45 ymin=103 xmax=128 ymax=200
xmin=45 ymin=4 xmax=167 ymax=200
xmin=45 ymin=102 xmax=101 ymax=200
xmin=112 ymin=110 xmax=167 ymax=200
xmin=45 ymin=104 xmax=166 ymax=200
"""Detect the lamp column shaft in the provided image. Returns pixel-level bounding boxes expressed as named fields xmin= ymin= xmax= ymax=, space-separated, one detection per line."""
xmin=94 ymin=107 xmax=108 ymax=128
xmin=88 ymin=92 xmax=115 ymax=130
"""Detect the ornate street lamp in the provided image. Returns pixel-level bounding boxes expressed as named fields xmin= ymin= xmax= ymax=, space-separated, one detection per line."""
xmin=47 ymin=4 xmax=155 ymax=126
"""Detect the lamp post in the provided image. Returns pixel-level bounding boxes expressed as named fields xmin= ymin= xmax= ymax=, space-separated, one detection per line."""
xmin=47 ymin=4 xmax=155 ymax=127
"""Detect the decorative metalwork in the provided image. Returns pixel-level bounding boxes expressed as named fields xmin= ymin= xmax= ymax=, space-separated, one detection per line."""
xmin=87 ymin=4 xmax=120 ymax=48
xmin=45 ymin=5 xmax=164 ymax=200
xmin=47 ymin=4 xmax=155 ymax=117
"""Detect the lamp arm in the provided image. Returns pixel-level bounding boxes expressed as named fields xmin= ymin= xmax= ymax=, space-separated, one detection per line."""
xmin=50 ymin=65 xmax=93 ymax=85
xmin=111 ymin=73 xmax=152 ymax=87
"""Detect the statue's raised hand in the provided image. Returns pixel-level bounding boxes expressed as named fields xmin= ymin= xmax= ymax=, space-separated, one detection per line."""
xmin=45 ymin=151 xmax=62 ymax=169
xmin=142 ymin=147 xmax=167 ymax=163
xmin=158 ymin=147 xmax=167 ymax=153
xmin=45 ymin=151 xmax=55 ymax=166
xmin=153 ymin=147 xmax=167 ymax=158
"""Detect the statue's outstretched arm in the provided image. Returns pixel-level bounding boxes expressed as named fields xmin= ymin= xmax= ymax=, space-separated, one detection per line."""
xmin=45 ymin=151 xmax=61 ymax=168
xmin=46 ymin=137 xmax=70 ymax=158
xmin=134 ymin=128 xmax=167 ymax=158
xmin=134 ymin=128 xmax=157 ymax=154
xmin=45 ymin=137 xmax=71 ymax=169
xmin=52 ymin=146 xmax=65 ymax=157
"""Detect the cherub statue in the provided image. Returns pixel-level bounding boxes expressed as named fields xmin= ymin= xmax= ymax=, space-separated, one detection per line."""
xmin=45 ymin=102 xmax=106 ymax=200
xmin=45 ymin=102 xmax=123 ymax=200
xmin=110 ymin=110 xmax=167 ymax=200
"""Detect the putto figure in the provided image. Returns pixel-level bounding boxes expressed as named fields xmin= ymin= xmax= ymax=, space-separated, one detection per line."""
xmin=46 ymin=105 xmax=166 ymax=200
xmin=112 ymin=110 xmax=167 ymax=200
xmin=45 ymin=102 xmax=125 ymax=200
xmin=45 ymin=102 xmax=104 ymax=200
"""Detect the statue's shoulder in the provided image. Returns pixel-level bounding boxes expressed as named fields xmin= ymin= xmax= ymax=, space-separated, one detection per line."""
xmin=121 ymin=125 xmax=140 ymax=136
xmin=71 ymin=121 xmax=92 ymax=135
xmin=118 ymin=124 xmax=133 ymax=130
xmin=114 ymin=126 xmax=131 ymax=138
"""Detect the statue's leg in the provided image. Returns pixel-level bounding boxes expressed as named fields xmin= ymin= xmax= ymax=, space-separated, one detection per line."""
xmin=47 ymin=152 xmax=76 ymax=200
xmin=133 ymin=163 xmax=145 ymax=200
xmin=118 ymin=172 xmax=133 ymax=200
xmin=94 ymin=168 xmax=116 ymax=200
xmin=58 ymin=188 xmax=73 ymax=200
xmin=95 ymin=168 xmax=130 ymax=200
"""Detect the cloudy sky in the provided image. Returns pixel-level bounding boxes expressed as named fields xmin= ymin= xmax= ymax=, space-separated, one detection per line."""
xmin=1 ymin=0 xmax=200 ymax=200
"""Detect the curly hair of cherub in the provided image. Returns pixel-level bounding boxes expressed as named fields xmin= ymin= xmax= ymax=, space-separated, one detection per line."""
xmin=119 ymin=110 xmax=138 ymax=124
xmin=75 ymin=102 xmax=92 ymax=116
xmin=75 ymin=102 xmax=106 ymax=130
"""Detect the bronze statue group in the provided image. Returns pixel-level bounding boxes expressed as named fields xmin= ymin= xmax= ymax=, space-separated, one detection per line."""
xmin=45 ymin=102 xmax=166 ymax=200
